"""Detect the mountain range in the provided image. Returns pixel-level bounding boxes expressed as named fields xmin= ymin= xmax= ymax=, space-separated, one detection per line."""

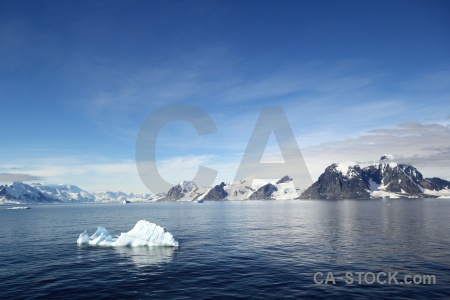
xmin=300 ymin=155 xmax=450 ymax=199
xmin=160 ymin=175 xmax=300 ymax=201
xmin=0 ymin=182 xmax=158 ymax=204
xmin=1 ymin=155 xmax=449 ymax=204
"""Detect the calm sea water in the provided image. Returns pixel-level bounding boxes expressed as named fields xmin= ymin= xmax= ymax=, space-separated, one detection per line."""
xmin=0 ymin=199 xmax=449 ymax=299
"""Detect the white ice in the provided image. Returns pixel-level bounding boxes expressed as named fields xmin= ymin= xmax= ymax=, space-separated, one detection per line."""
xmin=334 ymin=161 xmax=358 ymax=178
xmin=77 ymin=220 xmax=179 ymax=247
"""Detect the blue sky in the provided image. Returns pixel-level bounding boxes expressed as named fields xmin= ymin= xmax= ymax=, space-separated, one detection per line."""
xmin=1 ymin=0 xmax=449 ymax=193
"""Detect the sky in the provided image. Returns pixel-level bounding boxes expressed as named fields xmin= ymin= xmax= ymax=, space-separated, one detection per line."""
xmin=0 ymin=0 xmax=449 ymax=193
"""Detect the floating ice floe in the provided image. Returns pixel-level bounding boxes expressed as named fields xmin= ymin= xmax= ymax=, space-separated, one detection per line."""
xmin=6 ymin=206 xmax=31 ymax=210
xmin=77 ymin=220 xmax=179 ymax=247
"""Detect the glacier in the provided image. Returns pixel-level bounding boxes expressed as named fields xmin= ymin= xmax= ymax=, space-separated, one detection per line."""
xmin=77 ymin=220 xmax=179 ymax=247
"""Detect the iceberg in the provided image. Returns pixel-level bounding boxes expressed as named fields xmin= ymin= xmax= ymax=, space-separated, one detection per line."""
xmin=77 ymin=220 xmax=179 ymax=247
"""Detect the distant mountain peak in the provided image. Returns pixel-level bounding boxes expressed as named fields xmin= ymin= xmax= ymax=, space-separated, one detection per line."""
xmin=380 ymin=154 xmax=394 ymax=161
xmin=0 ymin=182 xmax=157 ymax=204
xmin=276 ymin=175 xmax=293 ymax=184
xmin=202 ymin=182 xmax=228 ymax=200
xmin=159 ymin=180 xmax=208 ymax=201
xmin=249 ymin=183 xmax=278 ymax=200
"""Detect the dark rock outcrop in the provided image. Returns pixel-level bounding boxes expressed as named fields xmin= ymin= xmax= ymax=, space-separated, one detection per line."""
xmin=203 ymin=182 xmax=228 ymax=200
xmin=300 ymin=164 xmax=370 ymax=200
xmin=162 ymin=184 xmax=185 ymax=201
xmin=364 ymin=164 xmax=423 ymax=194
xmin=425 ymin=177 xmax=450 ymax=190
xmin=301 ymin=155 xmax=449 ymax=200
xmin=276 ymin=175 xmax=293 ymax=184
xmin=249 ymin=183 xmax=278 ymax=200
xmin=159 ymin=181 xmax=203 ymax=201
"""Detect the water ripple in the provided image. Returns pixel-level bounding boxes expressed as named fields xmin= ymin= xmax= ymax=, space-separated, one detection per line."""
xmin=0 ymin=200 xmax=449 ymax=299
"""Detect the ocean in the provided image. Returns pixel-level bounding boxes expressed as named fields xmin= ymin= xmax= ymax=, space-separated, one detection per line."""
xmin=0 ymin=199 xmax=449 ymax=299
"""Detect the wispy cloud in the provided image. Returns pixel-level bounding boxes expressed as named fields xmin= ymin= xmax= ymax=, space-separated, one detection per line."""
xmin=70 ymin=55 xmax=450 ymax=160
xmin=0 ymin=158 xmax=142 ymax=192
xmin=0 ymin=173 xmax=44 ymax=182
xmin=219 ymin=60 xmax=380 ymax=104
xmin=155 ymin=155 xmax=217 ymax=185
xmin=303 ymin=121 xmax=450 ymax=180
xmin=68 ymin=56 xmax=387 ymax=142
xmin=2 ymin=120 xmax=449 ymax=192
xmin=0 ymin=155 xmax=238 ymax=193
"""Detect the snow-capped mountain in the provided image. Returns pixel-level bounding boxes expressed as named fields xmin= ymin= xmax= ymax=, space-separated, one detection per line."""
xmin=90 ymin=191 xmax=129 ymax=202
xmin=32 ymin=183 xmax=96 ymax=202
xmin=158 ymin=181 xmax=209 ymax=201
xmin=272 ymin=175 xmax=304 ymax=200
xmin=0 ymin=182 xmax=58 ymax=204
xmin=0 ymin=182 xmax=159 ymax=204
xmin=196 ymin=175 xmax=303 ymax=201
xmin=90 ymin=191 xmax=157 ymax=202
xmin=363 ymin=155 xmax=450 ymax=198
xmin=300 ymin=155 xmax=450 ymax=199
xmin=201 ymin=182 xmax=229 ymax=200
xmin=3 ymin=155 xmax=448 ymax=204
xmin=154 ymin=175 xmax=302 ymax=202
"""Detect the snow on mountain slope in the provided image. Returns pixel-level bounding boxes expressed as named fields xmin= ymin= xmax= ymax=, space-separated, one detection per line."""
xmin=364 ymin=155 xmax=430 ymax=197
xmin=91 ymin=191 xmax=158 ymax=202
xmin=367 ymin=178 xmax=402 ymax=199
xmin=159 ymin=181 xmax=209 ymax=201
xmin=271 ymin=179 xmax=303 ymax=200
xmin=219 ymin=176 xmax=282 ymax=200
xmin=3 ymin=155 xmax=448 ymax=204
xmin=301 ymin=155 xmax=450 ymax=199
xmin=223 ymin=176 xmax=265 ymax=200
xmin=0 ymin=182 xmax=159 ymax=204
xmin=334 ymin=161 xmax=359 ymax=178
xmin=201 ymin=176 xmax=302 ymax=201
xmin=91 ymin=191 xmax=130 ymax=202
xmin=159 ymin=175 xmax=302 ymax=201
xmin=0 ymin=182 xmax=58 ymax=203
xmin=421 ymin=188 xmax=450 ymax=198
xmin=31 ymin=183 xmax=95 ymax=202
